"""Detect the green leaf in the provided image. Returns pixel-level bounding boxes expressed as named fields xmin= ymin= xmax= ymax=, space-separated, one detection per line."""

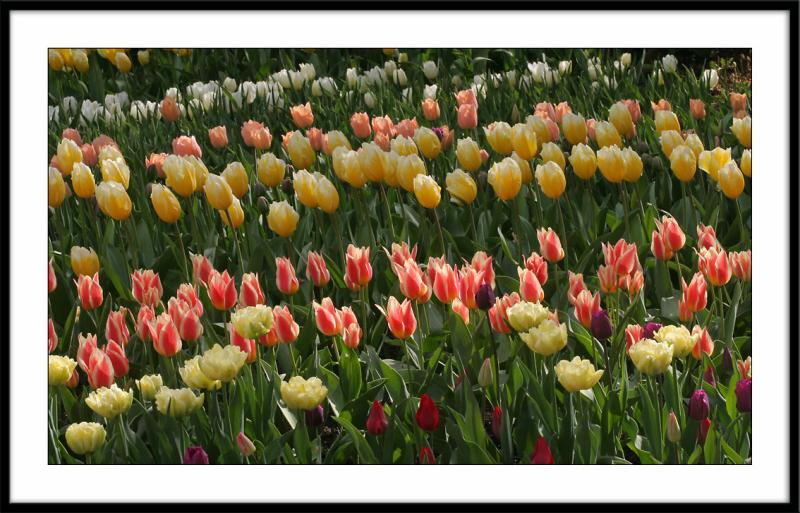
xmin=332 ymin=415 xmax=378 ymax=464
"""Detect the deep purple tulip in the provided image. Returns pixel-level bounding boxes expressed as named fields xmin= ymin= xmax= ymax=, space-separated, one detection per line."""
xmin=703 ymin=365 xmax=716 ymax=387
xmin=305 ymin=404 xmax=325 ymax=427
xmin=735 ymin=378 xmax=752 ymax=413
xmin=721 ymin=347 xmax=734 ymax=376
xmin=688 ymin=389 xmax=710 ymax=421
xmin=590 ymin=310 xmax=613 ymax=340
xmin=183 ymin=445 xmax=209 ymax=464
xmin=642 ymin=321 xmax=663 ymax=339
xmin=475 ymin=283 xmax=495 ymax=311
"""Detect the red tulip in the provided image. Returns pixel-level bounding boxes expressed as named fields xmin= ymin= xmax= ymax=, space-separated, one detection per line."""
xmin=238 ymin=272 xmax=265 ymax=307
xmin=524 ymin=252 xmax=548 ymax=286
xmin=75 ymin=273 xmax=103 ymax=311
xmin=698 ymin=418 xmax=712 ymax=443
xmin=415 ymin=394 xmax=439 ymax=431
xmin=77 ymin=333 xmax=98 ymax=373
xmin=131 ymin=269 xmax=163 ymax=307
xmin=471 ymin=251 xmax=495 ymax=288
xmin=341 ymin=306 xmax=362 ymax=349
xmin=190 ymin=253 xmax=214 ymax=286
xmin=393 ymin=260 xmax=429 ymax=302
xmin=682 ymin=272 xmax=708 ymax=313
xmin=105 ymin=308 xmax=130 ymax=347
xmin=48 ymin=319 xmax=58 ymax=353
xmin=537 ymin=228 xmax=565 ymax=263
xmin=272 ymin=305 xmax=299 ymax=343
xmin=625 ymin=324 xmax=645 ymax=352
xmin=207 ymin=269 xmax=237 ymax=310
xmin=531 ymin=436 xmax=554 ymax=464
xmin=567 ymin=271 xmax=587 ymax=306
xmin=428 ymin=256 xmax=458 ymax=304
xmin=87 ymin=348 xmax=114 ymax=389
xmin=136 ymin=305 xmax=155 ymax=342
xmin=306 ymin=251 xmax=330 ymax=288
xmin=148 ymin=312 xmax=182 ymax=357
xmin=377 ymin=296 xmax=416 ymax=340
xmin=345 ymin=245 xmax=372 ymax=292
xmin=488 ymin=292 xmax=520 ymax=334
xmin=276 ymin=257 xmax=300 ymax=296
xmin=491 ymin=406 xmax=502 ymax=439
xmin=104 ymin=340 xmax=129 ymax=377
xmin=518 ymin=267 xmax=544 ymax=303
xmin=366 ymin=400 xmax=388 ymax=436
xmin=419 ymin=446 xmax=436 ymax=464
xmin=730 ymin=250 xmax=751 ymax=282
xmin=48 ymin=257 xmax=57 ymax=293
xmin=574 ymin=290 xmax=601 ymax=329
xmin=168 ymin=297 xmax=204 ymax=342
xmin=602 ymin=239 xmax=639 ymax=276
xmin=176 ymin=283 xmax=204 ymax=317
xmin=229 ymin=323 xmax=257 ymax=364
xmin=312 ymin=298 xmax=343 ymax=337
xmin=258 ymin=327 xmax=279 ymax=348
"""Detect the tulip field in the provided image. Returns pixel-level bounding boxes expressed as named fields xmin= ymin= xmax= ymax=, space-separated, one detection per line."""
xmin=47 ymin=48 xmax=752 ymax=465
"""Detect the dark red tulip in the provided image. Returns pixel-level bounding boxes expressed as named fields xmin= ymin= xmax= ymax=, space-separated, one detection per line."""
xmin=491 ymin=406 xmax=502 ymax=439
xmin=419 ymin=446 xmax=435 ymax=464
xmin=183 ymin=445 xmax=209 ymax=464
xmin=698 ymin=418 xmax=712 ymax=443
xmin=415 ymin=394 xmax=440 ymax=432
xmin=305 ymin=404 xmax=325 ymax=427
xmin=475 ymin=283 xmax=495 ymax=311
xmin=703 ymin=365 xmax=716 ymax=387
xmin=366 ymin=400 xmax=388 ymax=436
xmin=688 ymin=389 xmax=710 ymax=421
xmin=531 ymin=436 xmax=554 ymax=464
xmin=735 ymin=378 xmax=751 ymax=413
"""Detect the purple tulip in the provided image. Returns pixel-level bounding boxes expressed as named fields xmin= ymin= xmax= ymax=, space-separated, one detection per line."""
xmin=721 ymin=347 xmax=734 ymax=376
xmin=590 ymin=310 xmax=613 ymax=340
xmin=688 ymin=389 xmax=710 ymax=421
xmin=305 ymin=404 xmax=325 ymax=427
xmin=183 ymin=445 xmax=209 ymax=464
xmin=703 ymin=365 xmax=716 ymax=387
xmin=475 ymin=283 xmax=495 ymax=311
xmin=643 ymin=321 xmax=662 ymax=339
xmin=735 ymin=378 xmax=752 ymax=413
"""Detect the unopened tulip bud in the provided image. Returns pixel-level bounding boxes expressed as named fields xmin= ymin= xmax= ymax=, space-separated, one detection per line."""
xmin=304 ymin=404 xmax=325 ymax=427
xmin=721 ymin=347 xmax=734 ymax=376
xmin=237 ymin=432 xmax=256 ymax=457
xmin=590 ymin=310 xmax=613 ymax=340
xmin=667 ymin=411 xmax=682 ymax=443
xmin=183 ymin=445 xmax=209 ymax=464
xmin=257 ymin=196 xmax=269 ymax=214
xmin=688 ymin=389 xmax=710 ymax=421
xmin=475 ymin=283 xmax=495 ymax=311
xmin=735 ymin=378 xmax=752 ymax=413
xmin=491 ymin=406 xmax=502 ymax=439
xmin=698 ymin=418 xmax=712 ymax=443
xmin=703 ymin=364 xmax=716 ymax=387
xmin=478 ymin=357 xmax=493 ymax=388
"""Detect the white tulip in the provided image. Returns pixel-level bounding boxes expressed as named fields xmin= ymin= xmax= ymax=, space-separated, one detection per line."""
xmin=48 ymin=105 xmax=60 ymax=123
xmin=422 ymin=60 xmax=438 ymax=80
xmin=366 ymin=66 xmax=385 ymax=86
xmin=558 ymin=60 xmax=573 ymax=75
xmin=289 ymin=70 xmax=305 ymax=91
xmin=364 ymin=91 xmax=377 ymax=109
xmin=423 ymin=84 xmax=438 ymax=100
xmin=311 ymin=80 xmax=323 ymax=97
xmin=299 ymin=62 xmax=316 ymax=81
xmin=165 ymin=87 xmax=179 ymax=100
xmin=62 ymin=96 xmax=78 ymax=115
xmin=393 ymin=69 xmax=407 ymax=86
xmin=201 ymin=92 xmax=216 ymax=111
xmin=274 ymin=69 xmax=291 ymax=89
xmin=384 ymin=60 xmax=397 ymax=78
xmin=662 ymin=54 xmax=678 ymax=73
xmin=256 ymin=81 xmax=269 ymax=98
xmin=451 ymin=74 xmax=463 ymax=87
xmin=240 ymin=81 xmax=257 ymax=104
xmin=505 ymin=70 xmax=517 ymax=87
xmin=346 ymin=67 xmax=358 ymax=88
xmin=319 ymin=77 xmax=337 ymax=94
xmin=402 ymin=87 xmax=413 ymax=103
xmin=620 ymin=52 xmax=632 ymax=68
xmin=223 ymin=77 xmax=237 ymax=92
xmin=702 ymin=69 xmax=719 ymax=89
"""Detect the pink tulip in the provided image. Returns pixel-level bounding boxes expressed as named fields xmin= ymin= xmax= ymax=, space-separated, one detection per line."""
xmin=238 ymin=272 xmax=265 ymax=307
xmin=537 ymin=228 xmax=565 ymax=263
xmin=206 ymin=269 xmax=237 ymax=310
xmin=168 ymin=297 xmax=204 ymax=342
xmin=345 ymin=245 xmax=372 ymax=292
xmin=131 ymin=269 xmax=163 ymax=307
xmin=518 ymin=267 xmax=544 ymax=302
xmin=75 ymin=273 xmax=103 ymax=311
xmin=104 ymin=340 xmax=129 ymax=377
xmin=172 ymin=135 xmax=202 ymax=158
xmin=306 ymin=251 xmax=331 ymax=288
xmin=87 ymin=348 xmax=115 ymax=389
xmin=105 ymin=308 xmax=130 ymax=347
xmin=148 ymin=312 xmax=182 ymax=357
xmin=273 ymin=305 xmax=299 ymax=344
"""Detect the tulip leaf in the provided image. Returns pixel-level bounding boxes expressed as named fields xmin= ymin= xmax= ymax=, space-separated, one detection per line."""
xmin=339 ymin=346 xmax=363 ymax=401
xmin=332 ymin=415 xmax=378 ymax=464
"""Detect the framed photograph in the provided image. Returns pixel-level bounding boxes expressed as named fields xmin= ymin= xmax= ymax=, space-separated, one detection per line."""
xmin=3 ymin=3 xmax=797 ymax=510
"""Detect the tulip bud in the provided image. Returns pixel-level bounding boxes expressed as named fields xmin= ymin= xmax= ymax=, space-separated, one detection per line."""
xmin=590 ymin=310 xmax=613 ymax=340
xmin=477 ymin=357 xmax=494 ymax=388
xmin=688 ymin=389 xmax=710 ymax=421
xmin=415 ymin=394 xmax=440 ymax=431
xmin=735 ymin=378 xmax=752 ymax=413
xmin=531 ymin=436 xmax=554 ymax=464
xmin=366 ymin=400 xmax=389 ymax=436
xmin=183 ymin=445 xmax=209 ymax=464
xmin=305 ymin=404 xmax=325 ymax=427
xmin=667 ymin=411 xmax=682 ymax=443
xmin=475 ymin=283 xmax=495 ymax=311
xmin=491 ymin=406 xmax=502 ymax=439
xmin=721 ymin=347 xmax=734 ymax=377
xmin=236 ymin=432 xmax=256 ymax=457
xmin=257 ymin=196 xmax=269 ymax=214
xmin=698 ymin=418 xmax=712 ymax=443
xmin=419 ymin=446 xmax=435 ymax=465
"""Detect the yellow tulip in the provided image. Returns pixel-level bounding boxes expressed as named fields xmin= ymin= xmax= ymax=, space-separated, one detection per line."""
xmin=71 ymin=162 xmax=96 ymax=198
xmin=85 ymin=384 xmax=133 ymax=419
xmin=114 ymin=52 xmax=132 ymax=73
xmin=100 ymin=158 xmax=130 ymax=189
xmin=267 ymin=200 xmax=299 ymax=237
xmin=183 ymin=156 xmax=208 ymax=192
xmin=163 ymin=155 xmax=197 ymax=197
xmin=535 ymin=161 xmax=566 ymax=199
xmin=731 ymin=116 xmax=751 ymax=148
xmin=608 ymin=102 xmax=634 ymax=139
xmin=622 ymin=147 xmax=644 ymax=182
xmin=137 ymin=50 xmax=150 ymax=66
xmin=595 ymin=121 xmax=622 ymax=149
xmin=331 ymin=146 xmax=349 ymax=182
xmin=519 ymin=319 xmax=568 ymax=356
xmin=391 ymin=135 xmax=418 ymax=156
xmin=48 ymin=167 xmax=66 ymax=208
xmin=456 ymin=137 xmax=482 ymax=172
xmin=287 ymin=132 xmax=315 ymax=170
xmin=280 ymin=376 xmax=328 ymax=410
xmin=488 ymin=157 xmax=522 ymax=201
xmin=219 ymin=196 xmax=245 ymax=229
xmin=55 ymin=49 xmax=74 ymax=69
xmin=155 ymin=387 xmax=205 ymax=417
xmin=659 ymin=130 xmax=684 ymax=158
xmin=324 ymin=130 xmax=351 ymax=155
xmin=48 ymin=49 xmax=65 ymax=71
xmin=555 ymin=356 xmax=604 ymax=392
xmin=540 ymin=141 xmax=566 ymax=171
xmin=57 ymin=138 xmax=83 ymax=176
xmin=135 ymin=374 xmax=164 ymax=400
xmin=179 ymin=356 xmax=222 ymax=391
xmin=718 ymin=161 xmax=745 ymax=199
xmin=568 ymin=143 xmax=597 ymax=180
xmin=698 ymin=147 xmax=732 ymax=181
xmin=293 ymin=169 xmax=318 ymax=208
xmin=655 ymin=110 xmax=681 ymax=134
xmin=98 ymin=145 xmax=124 ymax=163
xmin=342 ymin=150 xmax=367 ymax=189
xmin=257 ymin=153 xmax=286 ymax=187
xmin=49 ymin=355 xmax=77 ymax=386
xmin=445 ymin=169 xmax=477 ymax=205
xmin=628 ymin=338 xmax=673 ymax=376
xmin=95 ymin=181 xmax=132 ymax=220
xmin=358 ymin=142 xmax=387 ymax=182
xmin=414 ymin=127 xmax=442 ymax=160
xmin=221 ymin=162 xmax=249 ymax=198
xmin=204 ymin=174 xmax=233 ymax=210
xmin=314 ymin=173 xmax=340 ymax=213
xmin=506 ymin=301 xmax=549 ymax=332
xmin=484 ymin=121 xmax=514 ymax=155
xmin=561 ymin=112 xmax=587 ymax=146
xmin=740 ymin=149 xmax=751 ymax=177
xmin=511 ymin=123 xmax=538 ymax=160
xmin=510 ymin=152 xmax=533 ymax=184
xmin=596 ymin=145 xmax=625 ymax=183
xmin=669 ymin=145 xmax=697 ymax=182
xmin=150 ymin=183 xmax=182 ymax=223
xmin=684 ymin=133 xmax=705 ymax=158
xmin=653 ymin=325 xmax=695 ymax=359
xmin=396 ymin=154 xmax=426 ymax=192
xmin=73 ymin=49 xmax=89 ymax=73
xmin=231 ymin=304 xmax=274 ymax=339
xmin=198 ymin=344 xmax=248 ymax=383
xmin=413 ymin=174 xmax=441 ymax=209
xmin=70 ymin=246 xmax=100 ymax=276
xmin=526 ymin=115 xmax=551 ymax=144
xmin=65 ymin=422 xmax=106 ymax=455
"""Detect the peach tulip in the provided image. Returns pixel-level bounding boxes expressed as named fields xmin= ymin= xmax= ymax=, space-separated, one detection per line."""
xmin=290 ymin=103 xmax=314 ymax=129
xmin=350 ymin=112 xmax=372 ymax=139
xmin=241 ymin=120 xmax=272 ymax=150
xmin=172 ymin=135 xmax=202 ymax=158
xmin=208 ymin=126 xmax=229 ymax=149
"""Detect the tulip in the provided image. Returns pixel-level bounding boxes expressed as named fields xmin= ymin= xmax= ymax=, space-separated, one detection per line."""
xmin=271 ymin=305 xmax=299 ymax=344
xmin=688 ymin=389 xmax=710 ymax=421
xmin=590 ymin=310 xmax=613 ymax=340
xmin=489 ymin=405 xmax=503 ymax=440
xmin=49 ymin=355 xmax=77 ymax=386
xmin=457 ymin=103 xmax=478 ymax=129
xmin=689 ymin=99 xmax=706 ymax=120
xmin=413 ymin=174 xmax=441 ymax=209
xmin=57 ymin=138 xmax=83 ymax=176
xmin=293 ymin=169 xmax=318 ymax=209
xmin=421 ymin=99 xmax=440 ymax=121
xmin=696 ymin=224 xmax=720 ymax=251
xmin=65 ymin=422 xmax=106 ymax=456
xmin=572 ymin=289 xmax=601 ymax=328
xmin=483 ymin=122 xmax=512 ymax=155
xmin=68 ymin=163 xmax=95 ymax=200
xmin=162 ymin=155 xmax=196 ymax=197
xmin=740 ymin=149 xmax=751 ymax=177
xmin=414 ymin=127 xmax=441 ymax=160
xmin=487 ymin=157 xmax=522 ymax=201
xmin=667 ymin=411 xmax=682 ymax=443
xmin=220 ymin=162 xmax=249 ymax=199
xmin=624 ymin=324 xmax=645 ymax=352
xmin=288 ymin=102 xmax=314 ymax=129
xmin=651 ymin=229 xmax=673 ymax=261
xmin=341 ymin=307 xmax=362 ymax=349
xmin=241 ymin=120 xmax=272 ymax=150
xmin=267 ymin=200 xmax=299 ymax=238
xmin=470 ymin=252 xmax=493 ymax=286
xmin=555 ymin=356 xmax=604 ymax=392
xmin=537 ymin=228 xmax=565 ymax=263
xmin=718 ymin=161 xmax=745 ymax=199
xmin=519 ymin=319 xmax=568 ymax=356
xmin=628 ymin=338 xmax=673 ymax=376
xmin=149 ymin=183 xmax=182 ymax=223
xmin=526 ymin=115 xmax=552 ymax=145
xmin=190 ymin=253 xmax=213 ymax=286
xmin=659 ymin=130 xmax=684 ymax=159
xmin=48 ymin=317 xmax=59 ymax=353
xmin=287 ymin=132 xmax=315 ymax=170
xmin=48 ymin=167 xmax=66 ymax=208
xmin=415 ymin=394 xmax=440 ymax=431
xmin=472 ymin=283 xmax=494 ymax=311
xmin=444 ymin=169 xmax=478 ymax=206
xmin=228 ymin=323 xmax=257 ymax=364
xmin=418 ymin=446 xmax=435 ymax=465
xmin=75 ymin=273 xmax=103 ymax=311
xmin=428 ymin=258 xmax=458 ymax=304
xmin=304 ymin=404 xmax=325 ymax=427
xmin=683 ymin=134 xmax=705 ymax=159
xmin=622 ymin=147 xmax=643 ymax=182
xmin=506 ymin=301 xmax=548 ymax=333
xmin=698 ymin=147 xmax=732 ymax=182
xmin=597 ymin=265 xmax=618 ymax=294
xmin=85 ymin=383 xmax=133 ymax=420
xmin=358 ymin=142 xmax=387 ymax=182
xmin=272 ymin=256 xmax=299 ymax=295
xmin=305 ymin=251 xmax=331 ymax=288
xmin=731 ymin=116 xmax=751 ymax=148
xmin=594 ymin=121 xmax=622 ymax=148
xmin=280 ymin=376 xmax=328 ymax=410
xmin=95 ymin=181 xmax=132 ymax=220
xmin=395 ymin=153 xmax=425 ymax=192
xmin=167 ymin=298 xmax=204 ymax=342
xmin=70 ymin=246 xmax=100 ymax=277
xmin=129 ymin=269 xmax=162 ymax=307
xmin=456 ymin=266 xmax=484 ymax=310
xmin=204 ymin=269 xmax=236 ymax=311
xmin=146 ymin=312 xmax=182 ymax=357
xmin=534 ymin=161 xmax=566 ymax=199
xmin=602 ymin=239 xmax=639 ymax=276
xmin=568 ymin=143 xmax=597 ymax=180
xmin=488 ymin=293 xmax=520 ymax=334
xmin=655 ymin=110 xmax=681 ymax=134
xmin=680 ymin=272 xmax=708 ymax=313
xmin=735 ymin=378 xmax=752 ymax=413
xmin=654 ymin=325 xmax=694 ymax=358
xmin=510 ymin=152 xmax=532 ymax=184
xmin=377 ymin=296 xmax=416 ymax=339
xmin=656 ymin=216 xmax=686 ymax=253
xmin=669 ymin=144 xmax=697 ymax=182
xmin=86 ymin=347 xmax=115 ymax=389
xmin=312 ymin=297 xmax=343 ymax=337
xmin=538 ymin=142 xmax=564 ymax=171
xmin=701 ymin=247 xmax=733 ymax=287
xmin=508 ymin=123 xmax=537 ymax=160
xmin=597 ymin=145 xmax=625 ymax=183
xmin=180 ymin=445 xmax=209 ymax=465
xmin=531 ymin=436 xmax=554 ymax=464
xmin=204 ymin=125 xmax=228 ymax=150
xmin=566 ymin=271 xmax=587 ymax=306
xmin=365 ymin=400 xmax=389 ymax=436
xmin=344 ymin=245 xmax=372 ymax=292
xmin=76 ymin=333 xmax=98 ymax=374
xmin=104 ymin=308 xmax=130 ymax=348
xmin=609 ymin=101 xmax=635 ymax=139
xmin=219 ymin=197 xmax=245 ymax=229
xmin=232 ymin=305 xmax=273 ymax=341
xmin=256 ymin=153 xmax=285 ymax=188
xmin=323 ymin=130 xmax=352 ymax=156
xmin=730 ymin=250 xmax=751 ymax=282
xmin=561 ymin=112 xmax=587 ymax=146
xmin=455 ymin=137 xmax=482 ymax=172
xmin=393 ymin=260 xmax=429 ymax=302
xmin=516 ymin=267 xmax=543 ymax=303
